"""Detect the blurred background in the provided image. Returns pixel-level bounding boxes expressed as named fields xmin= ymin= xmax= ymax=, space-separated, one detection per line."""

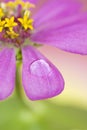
xmin=0 ymin=0 xmax=87 ymax=130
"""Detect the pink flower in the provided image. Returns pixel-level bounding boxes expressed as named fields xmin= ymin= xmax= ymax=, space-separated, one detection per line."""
xmin=0 ymin=0 xmax=87 ymax=100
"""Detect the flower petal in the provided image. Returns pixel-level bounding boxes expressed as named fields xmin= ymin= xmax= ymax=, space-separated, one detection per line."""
xmin=31 ymin=19 xmax=87 ymax=55
xmin=22 ymin=45 xmax=64 ymax=100
xmin=28 ymin=0 xmax=38 ymax=4
xmin=31 ymin=0 xmax=87 ymax=55
xmin=0 ymin=48 xmax=16 ymax=100
xmin=33 ymin=0 xmax=82 ymax=29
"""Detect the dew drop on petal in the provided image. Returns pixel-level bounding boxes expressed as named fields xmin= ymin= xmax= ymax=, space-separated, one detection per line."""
xmin=30 ymin=59 xmax=52 ymax=77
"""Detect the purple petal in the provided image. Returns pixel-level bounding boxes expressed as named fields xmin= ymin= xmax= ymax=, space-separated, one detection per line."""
xmin=32 ymin=0 xmax=82 ymax=29
xmin=22 ymin=0 xmax=39 ymax=4
xmin=22 ymin=45 xmax=64 ymax=100
xmin=31 ymin=19 xmax=87 ymax=55
xmin=28 ymin=0 xmax=38 ymax=4
xmin=31 ymin=0 xmax=87 ymax=55
xmin=0 ymin=48 xmax=16 ymax=100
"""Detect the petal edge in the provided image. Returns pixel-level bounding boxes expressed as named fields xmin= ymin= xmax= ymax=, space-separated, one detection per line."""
xmin=0 ymin=48 xmax=16 ymax=100
xmin=22 ymin=45 xmax=64 ymax=100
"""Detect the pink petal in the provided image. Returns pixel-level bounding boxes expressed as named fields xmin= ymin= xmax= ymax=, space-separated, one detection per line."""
xmin=33 ymin=0 xmax=82 ymax=29
xmin=28 ymin=0 xmax=38 ymax=4
xmin=31 ymin=19 xmax=87 ymax=55
xmin=0 ymin=48 xmax=16 ymax=100
xmin=22 ymin=45 xmax=64 ymax=100
xmin=31 ymin=0 xmax=87 ymax=55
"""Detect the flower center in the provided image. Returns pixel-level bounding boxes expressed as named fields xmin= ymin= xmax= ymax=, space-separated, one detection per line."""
xmin=0 ymin=0 xmax=34 ymax=47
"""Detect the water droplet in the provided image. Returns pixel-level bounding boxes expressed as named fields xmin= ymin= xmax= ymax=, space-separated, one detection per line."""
xmin=30 ymin=59 xmax=52 ymax=77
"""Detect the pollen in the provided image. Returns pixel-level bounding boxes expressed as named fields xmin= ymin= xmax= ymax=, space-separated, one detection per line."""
xmin=0 ymin=8 xmax=4 ymax=18
xmin=0 ymin=20 xmax=5 ymax=32
xmin=0 ymin=0 xmax=34 ymax=46
xmin=6 ymin=0 xmax=35 ymax=9
xmin=5 ymin=17 xmax=18 ymax=31
xmin=6 ymin=30 xmax=19 ymax=39
xmin=18 ymin=10 xmax=34 ymax=30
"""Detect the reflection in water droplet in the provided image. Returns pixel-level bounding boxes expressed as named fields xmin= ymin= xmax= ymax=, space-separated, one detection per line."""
xmin=30 ymin=59 xmax=52 ymax=76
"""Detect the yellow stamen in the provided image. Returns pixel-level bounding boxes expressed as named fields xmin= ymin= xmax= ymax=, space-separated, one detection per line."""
xmin=0 ymin=8 xmax=4 ymax=18
xmin=0 ymin=0 xmax=34 ymax=41
xmin=18 ymin=10 xmax=34 ymax=30
xmin=6 ymin=30 xmax=19 ymax=39
xmin=6 ymin=2 xmax=15 ymax=8
xmin=0 ymin=20 xmax=5 ymax=32
xmin=5 ymin=16 xmax=17 ymax=31
xmin=6 ymin=0 xmax=35 ymax=9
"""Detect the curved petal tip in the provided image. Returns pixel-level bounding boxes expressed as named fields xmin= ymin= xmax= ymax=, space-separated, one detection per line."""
xmin=22 ymin=45 xmax=64 ymax=100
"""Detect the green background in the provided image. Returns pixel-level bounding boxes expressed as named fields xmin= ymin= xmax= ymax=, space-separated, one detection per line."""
xmin=0 ymin=94 xmax=87 ymax=130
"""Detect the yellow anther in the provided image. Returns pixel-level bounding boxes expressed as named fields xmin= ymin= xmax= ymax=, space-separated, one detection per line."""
xmin=6 ymin=0 xmax=22 ymax=8
xmin=15 ymin=0 xmax=26 ymax=7
xmin=6 ymin=2 xmax=16 ymax=8
xmin=18 ymin=10 xmax=34 ymax=30
xmin=0 ymin=8 xmax=4 ymax=18
xmin=6 ymin=30 xmax=19 ymax=39
xmin=15 ymin=0 xmax=35 ymax=8
xmin=5 ymin=16 xmax=18 ymax=31
xmin=0 ymin=20 xmax=5 ymax=32
xmin=6 ymin=0 xmax=35 ymax=10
